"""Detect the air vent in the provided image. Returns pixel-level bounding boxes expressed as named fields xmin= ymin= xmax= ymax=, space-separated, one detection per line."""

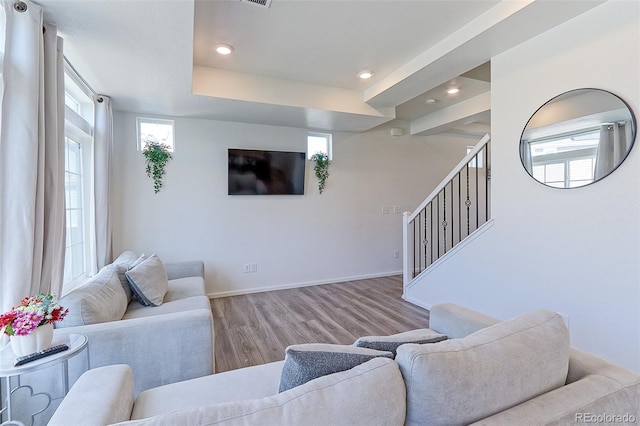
xmin=241 ymin=0 xmax=272 ymax=9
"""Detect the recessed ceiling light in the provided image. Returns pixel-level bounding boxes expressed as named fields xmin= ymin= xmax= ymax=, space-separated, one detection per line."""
xmin=215 ymin=44 xmax=234 ymax=55
xmin=425 ymin=98 xmax=437 ymax=104
xmin=358 ymin=70 xmax=374 ymax=80
xmin=447 ymin=87 xmax=460 ymax=95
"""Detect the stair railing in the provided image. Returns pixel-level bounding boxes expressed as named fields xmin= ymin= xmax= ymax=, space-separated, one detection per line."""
xmin=403 ymin=134 xmax=491 ymax=286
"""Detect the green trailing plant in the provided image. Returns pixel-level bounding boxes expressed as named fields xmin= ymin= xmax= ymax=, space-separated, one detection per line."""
xmin=142 ymin=141 xmax=173 ymax=193
xmin=310 ymin=152 xmax=330 ymax=194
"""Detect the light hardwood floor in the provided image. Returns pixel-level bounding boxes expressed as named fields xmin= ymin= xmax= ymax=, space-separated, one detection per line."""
xmin=210 ymin=275 xmax=430 ymax=373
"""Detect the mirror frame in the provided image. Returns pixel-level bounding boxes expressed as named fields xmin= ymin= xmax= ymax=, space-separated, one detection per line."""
xmin=520 ymin=88 xmax=636 ymax=189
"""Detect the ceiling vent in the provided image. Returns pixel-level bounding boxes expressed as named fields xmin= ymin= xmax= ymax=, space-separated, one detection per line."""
xmin=240 ymin=0 xmax=272 ymax=9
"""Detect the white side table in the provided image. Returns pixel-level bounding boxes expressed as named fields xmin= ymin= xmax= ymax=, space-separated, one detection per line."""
xmin=0 ymin=334 xmax=88 ymax=426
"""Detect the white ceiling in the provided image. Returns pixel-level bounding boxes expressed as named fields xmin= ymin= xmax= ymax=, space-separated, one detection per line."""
xmin=39 ymin=0 xmax=604 ymax=134
xmin=193 ymin=1 xmax=495 ymax=91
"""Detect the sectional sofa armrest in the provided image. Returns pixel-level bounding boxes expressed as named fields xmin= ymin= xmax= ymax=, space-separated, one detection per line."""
xmin=164 ymin=260 xmax=204 ymax=280
xmin=55 ymin=309 xmax=214 ymax=394
xmin=472 ymin=350 xmax=640 ymax=425
xmin=429 ymin=303 xmax=499 ymax=338
xmin=49 ymin=364 xmax=134 ymax=426
xmin=566 ymin=348 xmax=640 ymax=386
xmin=470 ymin=374 xmax=640 ymax=425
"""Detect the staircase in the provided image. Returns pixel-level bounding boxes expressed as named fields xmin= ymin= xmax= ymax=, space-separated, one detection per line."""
xmin=403 ymin=134 xmax=491 ymax=290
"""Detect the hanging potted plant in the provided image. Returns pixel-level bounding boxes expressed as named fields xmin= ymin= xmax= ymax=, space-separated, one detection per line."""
xmin=142 ymin=141 xmax=173 ymax=193
xmin=310 ymin=152 xmax=330 ymax=194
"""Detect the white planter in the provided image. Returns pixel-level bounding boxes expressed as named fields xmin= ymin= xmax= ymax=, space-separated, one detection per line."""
xmin=10 ymin=323 xmax=54 ymax=357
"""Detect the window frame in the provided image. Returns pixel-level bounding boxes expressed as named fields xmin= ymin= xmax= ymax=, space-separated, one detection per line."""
xmin=62 ymin=68 xmax=95 ymax=292
xmin=137 ymin=117 xmax=175 ymax=152
xmin=307 ymin=132 xmax=332 ymax=160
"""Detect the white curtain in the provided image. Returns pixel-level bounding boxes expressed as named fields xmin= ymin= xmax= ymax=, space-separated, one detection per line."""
xmin=594 ymin=121 xmax=633 ymax=180
xmin=93 ymin=96 xmax=113 ymax=269
xmin=0 ymin=0 xmax=65 ymax=312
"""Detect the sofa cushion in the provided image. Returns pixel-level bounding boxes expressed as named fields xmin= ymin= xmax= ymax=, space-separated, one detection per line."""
xmin=110 ymin=250 xmax=139 ymax=303
xmin=355 ymin=328 xmax=448 ymax=355
xmin=131 ymin=361 xmax=285 ymax=419
xmin=117 ymin=357 xmax=406 ymax=426
xmin=57 ymin=266 xmax=128 ymax=327
xmin=396 ymin=309 xmax=570 ymax=426
xmin=124 ymin=276 xmax=208 ymax=319
xmin=123 ymin=296 xmax=211 ymax=320
xmin=163 ymin=276 xmax=207 ymax=302
xmin=125 ymin=254 xmax=168 ymax=307
xmin=278 ymin=343 xmax=394 ymax=392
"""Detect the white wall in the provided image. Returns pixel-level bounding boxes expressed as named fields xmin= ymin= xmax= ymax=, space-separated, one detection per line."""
xmin=406 ymin=1 xmax=640 ymax=372
xmin=112 ymin=114 xmax=470 ymax=297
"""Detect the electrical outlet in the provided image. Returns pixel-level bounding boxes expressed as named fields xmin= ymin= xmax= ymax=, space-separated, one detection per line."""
xmin=250 ymin=263 xmax=257 ymax=273
xmin=394 ymin=250 xmax=400 ymax=259
xmin=382 ymin=206 xmax=390 ymax=214
xmin=243 ymin=264 xmax=251 ymax=273
xmin=394 ymin=206 xmax=401 ymax=214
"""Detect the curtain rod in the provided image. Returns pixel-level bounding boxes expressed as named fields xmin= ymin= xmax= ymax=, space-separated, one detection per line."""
xmin=63 ymin=55 xmax=104 ymax=103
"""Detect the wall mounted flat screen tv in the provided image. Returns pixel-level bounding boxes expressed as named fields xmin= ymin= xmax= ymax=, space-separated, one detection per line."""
xmin=228 ymin=149 xmax=306 ymax=195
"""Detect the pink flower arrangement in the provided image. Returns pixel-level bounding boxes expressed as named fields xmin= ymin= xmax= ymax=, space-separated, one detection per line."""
xmin=0 ymin=293 xmax=68 ymax=336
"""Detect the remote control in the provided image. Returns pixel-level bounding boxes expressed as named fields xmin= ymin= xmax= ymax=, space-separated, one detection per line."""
xmin=14 ymin=344 xmax=69 ymax=366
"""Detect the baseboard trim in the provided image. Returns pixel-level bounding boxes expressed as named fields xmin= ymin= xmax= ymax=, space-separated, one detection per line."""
xmin=402 ymin=294 xmax=433 ymax=311
xmin=207 ymin=270 xmax=403 ymax=299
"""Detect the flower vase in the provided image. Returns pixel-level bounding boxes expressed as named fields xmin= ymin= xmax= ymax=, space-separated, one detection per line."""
xmin=10 ymin=323 xmax=54 ymax=357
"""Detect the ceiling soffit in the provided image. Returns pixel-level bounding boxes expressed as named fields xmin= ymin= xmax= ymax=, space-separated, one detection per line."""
xmin=193 ymin=0 xmax=605 ymax=132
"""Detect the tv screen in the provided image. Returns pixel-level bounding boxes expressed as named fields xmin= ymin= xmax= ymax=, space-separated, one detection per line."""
xmin=228 ymin=149 xmax=306 ymax=195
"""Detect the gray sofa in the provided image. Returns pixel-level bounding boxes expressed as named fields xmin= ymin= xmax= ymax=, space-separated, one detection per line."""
xmin=49 ymin=303 xmax=640 ymax=426
xmin=54 ymin=251 xmax=215 ymax=394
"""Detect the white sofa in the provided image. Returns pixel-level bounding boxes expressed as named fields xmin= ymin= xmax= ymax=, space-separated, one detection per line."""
xmin=54 ymin=251 xmax=215 ymax=394
xmin=11 ymin=252 xmax=214 ymax=426
xmin=49 ymin=303 xmax=640 ymax=425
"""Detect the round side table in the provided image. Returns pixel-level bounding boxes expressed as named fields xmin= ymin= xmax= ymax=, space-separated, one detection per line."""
xmin=0 ymin=333 xmax=88 ymax=426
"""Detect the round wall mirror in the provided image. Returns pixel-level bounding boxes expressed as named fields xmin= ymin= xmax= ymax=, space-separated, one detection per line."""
xmin=520 ymin=88 xmax=636 ymax=188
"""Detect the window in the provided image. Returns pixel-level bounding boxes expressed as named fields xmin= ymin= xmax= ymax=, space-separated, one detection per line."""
xmin=307 ymin=132 xmax=332 ymax=160
xmin=64 ymin=137 xmax=85 ymax=281
xmin=528 ymin=130 xmax=599 ymax=188
xmin=137 ymin=117 xmax=175 ymax=151
xmin=467 ymin=146 xmax=483 ymax=168
xmin=62 ymin=69 xmax=95 ymax=288
xmin=65 ymin=93 xmax=80 ymax=114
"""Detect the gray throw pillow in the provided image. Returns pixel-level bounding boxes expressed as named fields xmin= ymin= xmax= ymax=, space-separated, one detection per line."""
xmin=278 ymin=343 xmax=394 ymax=392
xmin=355 ymin=328 xmax=448 ymax=355
xmin=125 ymin=254 xmax=168 ymax=307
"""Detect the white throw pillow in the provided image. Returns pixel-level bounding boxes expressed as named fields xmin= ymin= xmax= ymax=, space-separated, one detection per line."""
xmin=125 ymin=254 xmax=168 ymax=307
xmin=58 ymin=266 xmax=128 ymax=327
xmin=107 ymin=251 xmax=140 ymax=303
